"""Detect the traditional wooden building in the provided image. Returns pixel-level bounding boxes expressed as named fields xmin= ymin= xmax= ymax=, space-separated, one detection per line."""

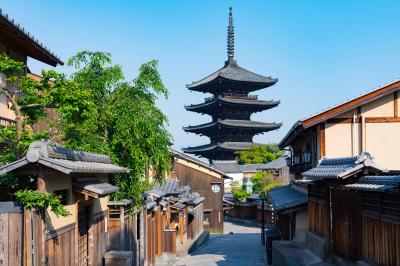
xmin=170 ymin=149 xmax=229 ymax=233
xmin=342 ymin=175 xmax=400 ymax=265
xmin=145 ymin=179 xmax=205 ymax=265
xmin=279 ymin=79 xmax=400 ymax=179
xmin=301 ymin=153 xmax=386 ymax=262
xmin=0 ymin=141 xmax=127 ymax=265
xmin=183 ymin=7 xmax=281 ymax=161
xmin=0 ymin=9 xmax=63 ymax=126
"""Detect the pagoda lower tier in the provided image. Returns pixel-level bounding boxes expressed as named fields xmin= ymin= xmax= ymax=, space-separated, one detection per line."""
xmin=182 ymin=141 xmax=257 ymax=161
xmin=185 ymin=96 xmax=280 ymax=117
xmin=183 ymin=119 xmax=281 ymax=140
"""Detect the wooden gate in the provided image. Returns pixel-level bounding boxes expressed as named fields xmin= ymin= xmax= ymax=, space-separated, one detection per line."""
xmin=78 ymin=206 xmax=89 ymax=266
xmin=332 ymin=188 xmax=361 ymax=260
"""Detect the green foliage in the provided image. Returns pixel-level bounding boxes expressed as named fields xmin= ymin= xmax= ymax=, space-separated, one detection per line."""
xmin=0 ymin=51 xmax=172 ymax=209
xmin=64 ymin=52 xmax=171 ymax=205
xmin=236 ymin=144 xmax=284 ymax=164
xmin=252 ymin=170 xmax=284 ymax=201
xmin=15 ymin=189 xmax=71 ymax=217
xmin=230 ymin=180 xmax=251 ymax=202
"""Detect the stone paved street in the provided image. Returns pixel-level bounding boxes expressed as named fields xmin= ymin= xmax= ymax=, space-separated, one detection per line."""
xmin=174 ymin=219 xmax=266 ymax=266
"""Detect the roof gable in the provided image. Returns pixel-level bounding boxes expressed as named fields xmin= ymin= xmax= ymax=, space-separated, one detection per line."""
xmin=302 ymin=152 xmax=385 ymax=181
xmin=280 ymin=80 xmax=400 ymax=148
xmin=0 ymin=9 xmax=63 ymax=66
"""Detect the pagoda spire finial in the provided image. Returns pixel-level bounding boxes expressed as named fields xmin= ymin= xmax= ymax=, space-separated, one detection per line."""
xmin=227 ymin=7 xmax=235 ymax=63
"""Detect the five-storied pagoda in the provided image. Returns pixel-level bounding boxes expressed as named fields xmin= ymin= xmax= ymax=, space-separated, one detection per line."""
xmin=183 ymin=7 xmax=281 ymax=161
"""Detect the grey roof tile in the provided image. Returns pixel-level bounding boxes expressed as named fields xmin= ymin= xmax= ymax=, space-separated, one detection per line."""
xmin=212 ymin=160 xmax=264 ymax=174
xmin=268 ymin=185 xmax=308 ymax=212
xmin=259 ymin=157 xmax=288 ymax=170
xmin=0 ymin=141 xmax=128 ymax=175
xmin=344 ymin=175 xmax=400 ymax=192
xmin=187 ymin=61 xmax=277 ymax=89
xmin=184 ymin=119 xmax=281 ymax=132
xmin=302 ymin=152 xmax=384 ymax=180
xmin=73 ymin=181 xmax=118 ymax=195
xmin=183 ymin=141 xmax=256 ymax=153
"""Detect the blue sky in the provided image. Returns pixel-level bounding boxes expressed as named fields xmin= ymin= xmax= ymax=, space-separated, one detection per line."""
xmin=2 ymin=0 xmax=400 ymax=151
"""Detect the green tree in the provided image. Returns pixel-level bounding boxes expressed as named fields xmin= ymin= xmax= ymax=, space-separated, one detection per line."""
xmin=230 ymin=180 xmax=251 ymax=202
xmin=236 ymin=144 xmax=284 ymax=164
xmin=62 ymin=51 xmax=171 ymax=205
xmin=0 ymin=51 xmax=172 ymax=208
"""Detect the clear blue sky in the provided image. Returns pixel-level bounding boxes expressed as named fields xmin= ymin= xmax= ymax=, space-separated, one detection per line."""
xmin=2 ymin=1 xmax=400 ymax=151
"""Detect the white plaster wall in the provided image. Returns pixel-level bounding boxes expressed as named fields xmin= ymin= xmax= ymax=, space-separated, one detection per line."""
xmin=361 ymin=93 xmax=394 ymax=117
xmin=325 ymin=123 xmax=353 ymax=158
xmin=365 ymin=123 xmax=400 ymax=170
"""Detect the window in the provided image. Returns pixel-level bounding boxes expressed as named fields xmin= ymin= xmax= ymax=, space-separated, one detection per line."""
xmin=54 ymin=189 xmax=69 ymax=205
xmin=211 ymin=184 xmax=220 ymax=193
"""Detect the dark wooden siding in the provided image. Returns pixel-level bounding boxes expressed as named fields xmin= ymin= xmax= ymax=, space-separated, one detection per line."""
xmin=331 ymin=189 xmax=361 ymax=260
xmin=308 ymin=184 xmax=329 ymax=237
xmin=226 ymin=203 xmax=257 ymax=220
xmin=88 ymin=210 xmax=108 ymax=266
xmin=174 ymin=161 xmax=224 ymax=233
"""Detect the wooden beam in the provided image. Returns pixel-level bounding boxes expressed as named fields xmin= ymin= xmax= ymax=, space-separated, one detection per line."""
xmin=326 ymin=117 xmax=400 ymax=124
xmin=303 ymin=82 xmax=400 ymax=128
xmin=394 ymin=91 xmax=398 ymax=117
xmin=72 ymin=186 xmax=99 ymax=199
xmin=320 ymin=123 xmax=326 ymax=158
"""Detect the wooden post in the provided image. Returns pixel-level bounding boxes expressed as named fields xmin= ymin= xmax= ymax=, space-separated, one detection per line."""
xmin=120 ymin=206 xmax=125 ymax=250
xmin=178 ymin=213 xmax=183 ymax=244
xmin=261 ymin=194 xmax=265 ymax=245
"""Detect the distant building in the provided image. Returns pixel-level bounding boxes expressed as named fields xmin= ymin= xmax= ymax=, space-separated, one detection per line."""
xmin=258 ymin=156 xmax=290 ymax=183
xmin=183 ymin=7 xmax=281 ymax=161
xmin=279 ymin=80 xmax=400 ymax=179
xmin=170 ymin=149 xmax=230 ymax=233
xmin=212 ymin=160 xmax=264 ymax=191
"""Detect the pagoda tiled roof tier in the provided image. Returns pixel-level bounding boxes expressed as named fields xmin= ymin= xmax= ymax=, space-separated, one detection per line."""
xmin=186 ymin=60 xmax=277 ymax=94
xmin=183 ymin=119 xmax=281 ymax=135
xmin=185 ymin=96 xmax=280 ymax=115
xmin=183 ymin=141 xmax=254 ymax=153
xmin=183 ymin=141 xmax=259 ymax=160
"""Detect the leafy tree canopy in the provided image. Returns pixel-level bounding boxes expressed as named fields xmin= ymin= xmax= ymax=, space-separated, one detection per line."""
xmin=0 ymin=51 xmax=172 ymax=207
xmin=236 ymin=144 xmax=284 ymax=164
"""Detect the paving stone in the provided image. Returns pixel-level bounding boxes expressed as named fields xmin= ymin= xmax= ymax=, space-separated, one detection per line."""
xmin=174 ymin=220 xmax=266 ymax=266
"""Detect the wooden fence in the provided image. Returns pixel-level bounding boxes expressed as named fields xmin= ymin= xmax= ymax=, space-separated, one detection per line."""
xmin=308 ymin=200 xmax=328 ymax=237
xmin=226 ymin=203 xmax=257 ymax=220
xmin=0 ymin=202 xmax=43 ymax=266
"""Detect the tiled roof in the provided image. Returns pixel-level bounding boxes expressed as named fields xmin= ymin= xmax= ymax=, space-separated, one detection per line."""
xmin=183 ymin=141 xmax=255 ymax=153
xmin=259 ymin=157 xmax=288 ymax=170
xmin=344 ymin=175 xmax=400 ymax=192
xmin=211 ymin=160 xmax=264 ymax=174
xmin=0 ymin=9 xmax=63 ymax=66
xmin=302 ymin=153 xmax=385 ymax=181
xmin=185 ymin=97 xmax=280 ymax=112
xmin=108 ymin=199 xmax=132 ymax=206
xmin=73 ymin=181 xmax=118 ymax=195
xmin=186 ymin=61 xmax=277 ymax=90
xmin=149 ymin=179 xmax=180 ymax=197
xmin=268 ymin=185 xmax=308 ymax=212
xmin=184 ymin=119 xmax=281 ymax=133
xmin=0 ymin=141 xmax=128 ymax=175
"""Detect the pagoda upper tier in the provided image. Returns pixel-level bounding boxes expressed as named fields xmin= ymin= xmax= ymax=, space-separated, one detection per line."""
xmin=185 ymin=95 xmax=280 ymax=117
xmin=186 ymin=60 xmax=277 ymax=94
